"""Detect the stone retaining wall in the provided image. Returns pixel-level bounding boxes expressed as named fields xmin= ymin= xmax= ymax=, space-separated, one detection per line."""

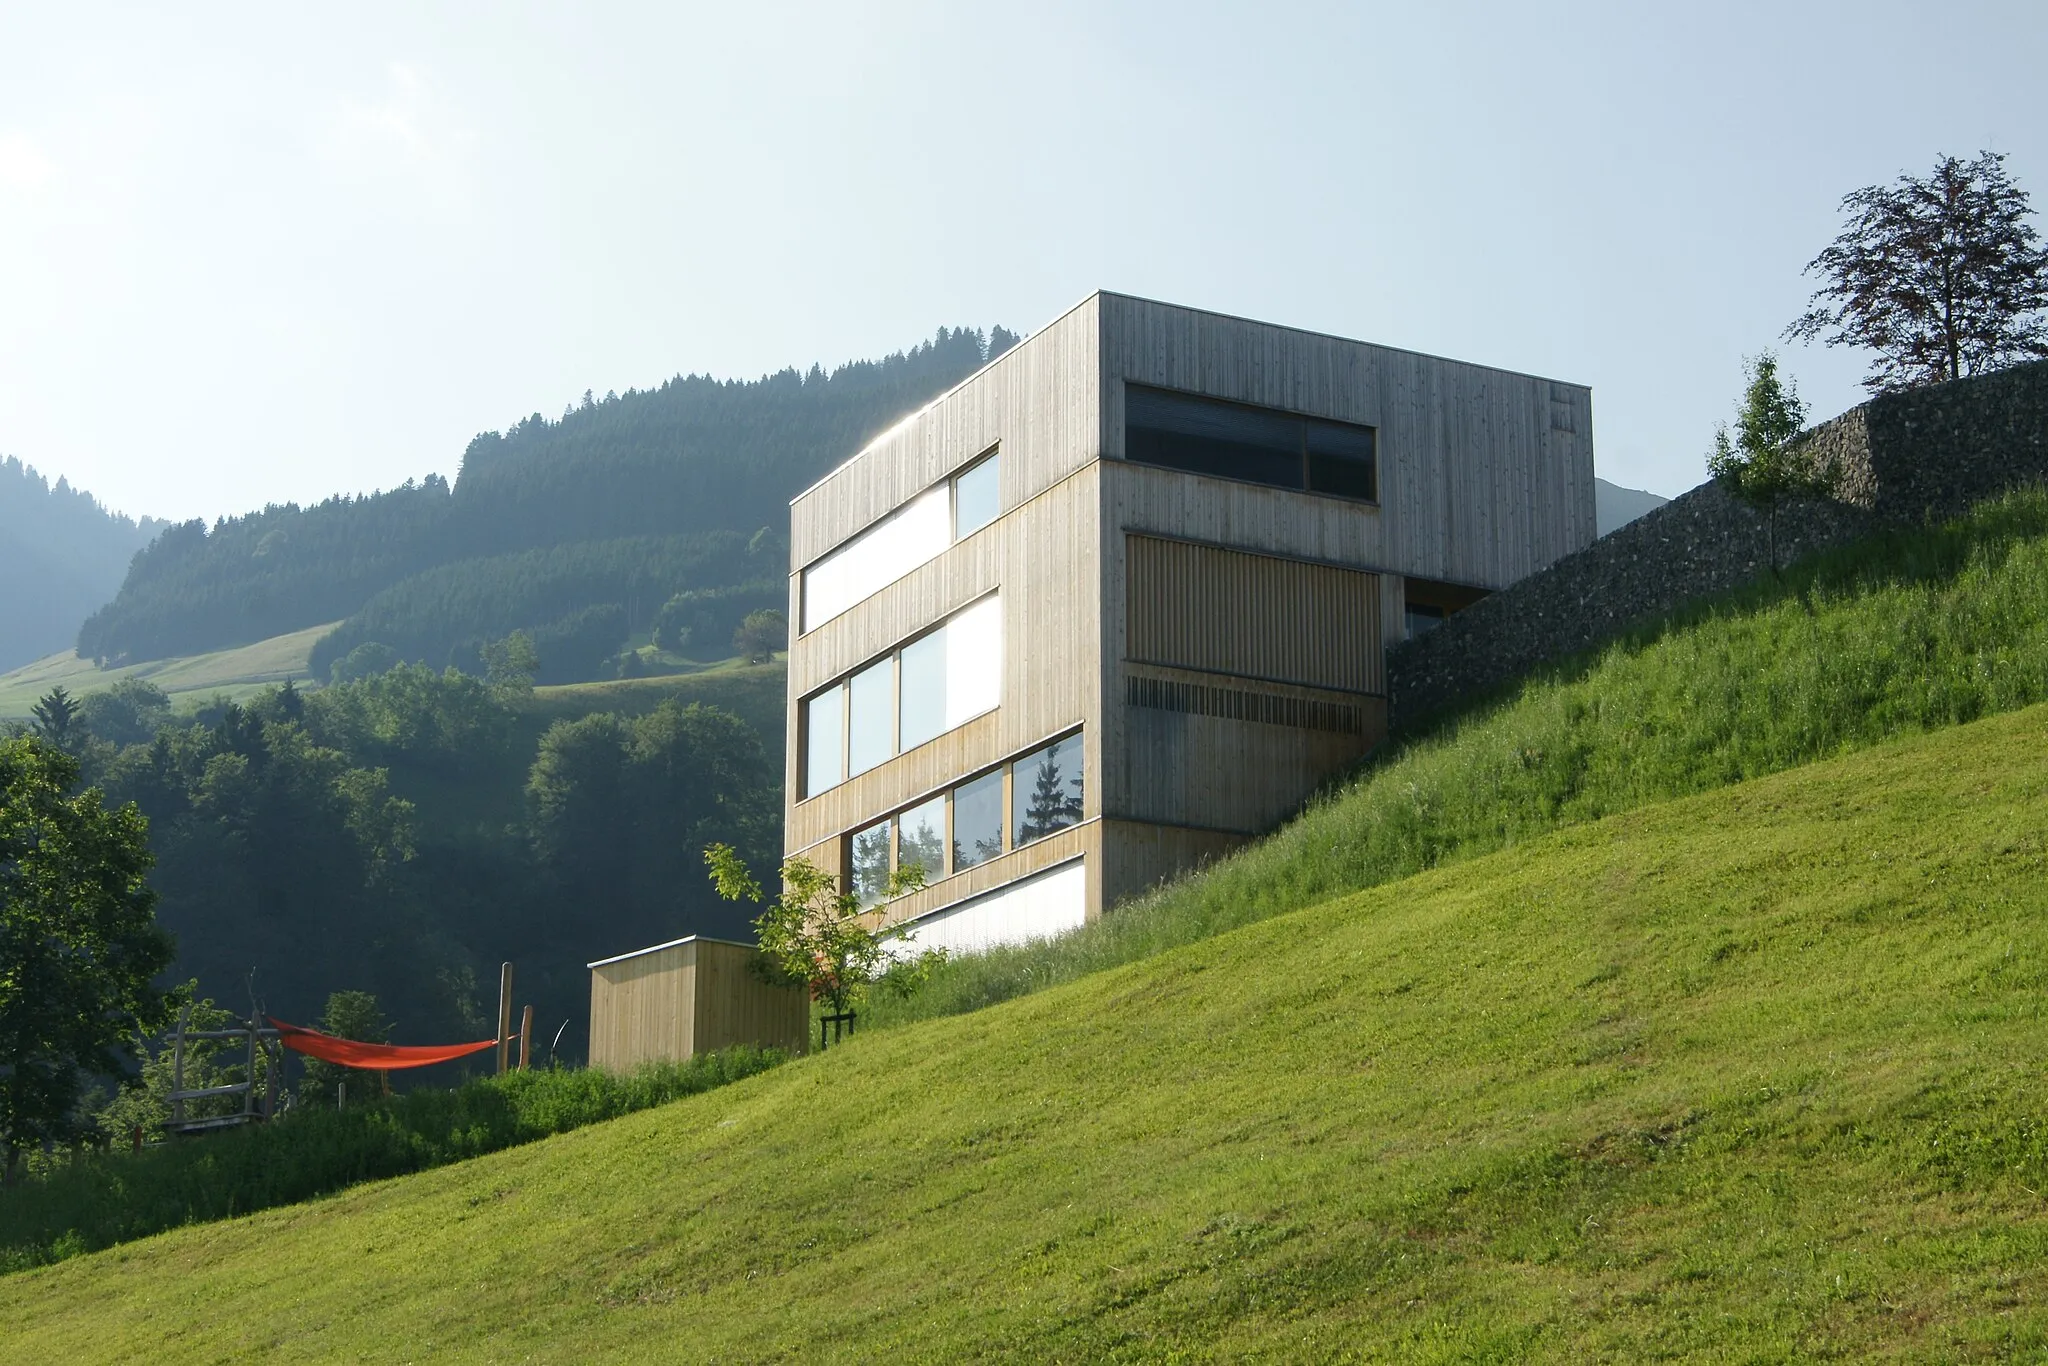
xmin=1386 ymin=359 xmax=2048 ymax=730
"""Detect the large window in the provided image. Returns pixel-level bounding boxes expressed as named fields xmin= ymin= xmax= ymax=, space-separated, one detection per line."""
xmin=801 ymin=449 xmax=1001 ymax=632
xmin=842 ymin=730 xmax=1085 ymax=905
xmin=1013 ymin=733 xmax=1084 ymax=847
xmin=1125 ymin=385 xmax=1376 ymax=502
xmin=802 ymin=595 xmax=1002 ymax=796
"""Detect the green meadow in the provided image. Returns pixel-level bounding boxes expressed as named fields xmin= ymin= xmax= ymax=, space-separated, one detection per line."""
xmin=7 ymin=703 xmax=2048 ymax=1359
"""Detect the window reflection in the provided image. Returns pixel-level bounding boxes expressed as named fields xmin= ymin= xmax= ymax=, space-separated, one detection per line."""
xmin=951 ymin=768 xmax=1004 ymax=871
xmin=1125 ymin=383 xmax=1377 ymax=503
xmin=804 ymin=687 xmax=843 ymax=797
xmin=898 ymin=630 xmax=947 ymax=752
xmin=896 ymin=796 xmax=946 ymax=886
xmin=801 ymin=595 xmax=1001 ymax=798
xmin=846 ymin=656 xmax=894 ymax=778
xmin=954 ymin=453 xmax=999 ymax=538
xmin=1014 ymin=733 xmax=1084 ymax=847
xmin=850 ymin=818 xmax=892 ymax=908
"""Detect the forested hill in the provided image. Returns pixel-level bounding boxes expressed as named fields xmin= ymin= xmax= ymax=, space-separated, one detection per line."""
xmin=78 ymin=326 xmax=1018 ymax=667
xmin=0 ymin=457 xmax=163 ymax=673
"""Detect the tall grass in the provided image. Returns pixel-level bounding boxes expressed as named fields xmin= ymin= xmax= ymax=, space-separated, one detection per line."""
xmin=0 ymin=1047 xmax=785 ymax=1273
xmin=866 ymin=487 xmax=2048 ymax=1028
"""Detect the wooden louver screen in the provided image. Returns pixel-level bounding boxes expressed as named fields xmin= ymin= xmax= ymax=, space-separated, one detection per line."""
xmin=1125 ymin=535 xmax=1382 ymax=694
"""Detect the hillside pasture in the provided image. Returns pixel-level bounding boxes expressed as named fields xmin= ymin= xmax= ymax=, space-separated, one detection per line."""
xmin=8 ymin=703 xmax=2048 ymax=1359
xmin=0 ymin=622 xmax=333 ymax=719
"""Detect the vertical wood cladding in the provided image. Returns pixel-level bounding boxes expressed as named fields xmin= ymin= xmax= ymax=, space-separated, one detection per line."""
xmin=588 ymin=938 xmax=808 ymax=1071
xmin=1125 ymin=534 xmax=1383 ymax=695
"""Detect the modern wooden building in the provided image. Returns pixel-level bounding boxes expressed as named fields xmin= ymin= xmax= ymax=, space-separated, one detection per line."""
xmin=786 ymin=291 xmax=1595 ymax=954
xmin=587 ymin=935 xmax=809 ymax=1069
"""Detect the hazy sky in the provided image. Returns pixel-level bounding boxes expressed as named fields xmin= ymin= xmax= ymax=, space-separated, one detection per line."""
xmin=2 ymin=2 xmax=2042 ymax=523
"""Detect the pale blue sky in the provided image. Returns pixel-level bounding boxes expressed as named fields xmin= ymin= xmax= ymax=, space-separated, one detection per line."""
xmin=2 ymin=1 xmax=2042 ymax=522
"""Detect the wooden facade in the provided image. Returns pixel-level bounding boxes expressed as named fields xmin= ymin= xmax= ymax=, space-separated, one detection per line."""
xmin=587 ymin=936 xmax=808 ymax=1070
xmin=786 ymin=292 xmax=1595 ymax=940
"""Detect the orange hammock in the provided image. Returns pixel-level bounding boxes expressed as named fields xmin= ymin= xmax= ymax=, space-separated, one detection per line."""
xmin=268 ymin=1017 xmax=503 ymax=1071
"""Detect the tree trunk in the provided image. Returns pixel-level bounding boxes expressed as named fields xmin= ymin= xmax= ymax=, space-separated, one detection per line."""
xmin=2 ymin=1145 xmax=18 ymax=1190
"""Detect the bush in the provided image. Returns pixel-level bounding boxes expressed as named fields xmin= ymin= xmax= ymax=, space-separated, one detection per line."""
xmin=0 ymin=1047 xmax=786 ymax=1273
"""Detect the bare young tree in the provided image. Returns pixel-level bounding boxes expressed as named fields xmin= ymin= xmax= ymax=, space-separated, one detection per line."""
xmin=1786 ymin=151 xmax=2048 ymax=393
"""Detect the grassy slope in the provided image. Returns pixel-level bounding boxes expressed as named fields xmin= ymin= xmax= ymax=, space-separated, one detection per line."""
xmin=0 ymin=623 xmax=333 ymax=718
xmin=872 ymin=488 xmax=2048 ymax=1029
xmin=11 ymin=705 xmax=2048 ymax=1362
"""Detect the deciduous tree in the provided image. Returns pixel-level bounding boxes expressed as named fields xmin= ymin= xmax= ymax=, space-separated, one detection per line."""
xmin=0 ymin=736 xmax=176 ymax=1185
xmin=1707 ymin=352 xmax=1816 ymax=577
xmin=1787 ymin=151 xmax=2048 ymax=392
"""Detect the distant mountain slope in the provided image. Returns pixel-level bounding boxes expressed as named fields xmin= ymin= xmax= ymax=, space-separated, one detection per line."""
xmin=1595 ymin=476 xmax=1671 ymax=536
xmin=0 ymin=457 xmax=163 ymax=672
xmin=79 ymin=327 xmax=1017 ymax=667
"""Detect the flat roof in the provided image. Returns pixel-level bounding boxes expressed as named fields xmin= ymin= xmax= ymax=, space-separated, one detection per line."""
xmin=789 ymin=288 xmax=1590 ymax=507
xmin=586 ymin=933 xmax=758 ymax=970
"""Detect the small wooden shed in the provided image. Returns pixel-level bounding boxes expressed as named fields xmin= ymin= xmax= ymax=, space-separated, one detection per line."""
xmin=586 ymin=935 xmax=808 ymax=1070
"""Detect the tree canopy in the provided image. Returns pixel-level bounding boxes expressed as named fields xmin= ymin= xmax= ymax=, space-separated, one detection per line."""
xmin=1787 ymin=151 xmax=2048 ymax=392
xmin=0 ymin=736 xmax=176 ymax=1184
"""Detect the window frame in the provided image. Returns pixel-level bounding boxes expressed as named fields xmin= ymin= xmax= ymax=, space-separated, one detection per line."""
xmin=799 ymin=591 xmax=1003 ymax=800
xmin=835 ymin=727 xmax=1085 ymax=904
xmin=799 ymin=444 xmax=1003 ymax=635
xmin=1123 ymin=383 xmax=1379 ymax=506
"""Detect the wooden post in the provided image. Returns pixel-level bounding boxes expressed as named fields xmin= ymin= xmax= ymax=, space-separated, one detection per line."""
xmin=171 ymin=1002 xmax=191 ymax=1129
xmin=244 ymin=1015 xmax=258 ymax=1119
xmin=496 ymin=962 xmax=514 ymax=1076
xmin=518 ymin=1005 xmax=533 ymax=1071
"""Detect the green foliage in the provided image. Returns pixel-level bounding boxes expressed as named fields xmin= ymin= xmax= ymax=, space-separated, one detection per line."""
xmin=328 ymin=641 xmax=400 ymax=685
xmin=92 ymin=983 xmax=276 ymax=1146
xmin=705 ymin=846 xmax=923 ymax=1015
xmin=530 ymin=705 xmax=778 ymax=957
xmin=731 ymin=608 xmax=787 ymax=664
xmin=530 ymin=604 xmax=629 ymax=684
xmin=651 ymin=580 xmax=784 ymax=656
xmin=0 ymin=1047 xmax=785 ymax=1270
xmin=74 ymin=679 xmax=170 ymax=749
xmin=479 ymin=630 xmax=538 ymax=694
xmin=302 ymin=663 xmax=513 ymax=777
xmin=311 ymin=531 xmax=776 ymax=683
xmin=1706 ymin=351 xmax=1817 ymax=572
xmin=28 ymin=686 xmax=79 ymax=748
xmin=87 ymin=327 xmax=1018 ymax=666
xmin=865 ymin=485 xmax=2048 ymax=1030
xmin=295 ymin=991 xmax=390 ymax=1110
xmin=0 ymin=737 xmax=176 ymax=1185
xmin=15 ymin=708 xmax=2048 ymax=1353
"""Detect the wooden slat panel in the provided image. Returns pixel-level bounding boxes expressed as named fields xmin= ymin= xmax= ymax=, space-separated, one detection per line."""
xmin=587 ymin=941 xmax=693 ymax=1071
xmin=786 ymin=466 xmax=1100 ymax=856
xmin=692 ymin=941 xmax=809 ymax=1057
xmin=790 ymin=296 xmax=1103 ymax=567
xmin=1126 ymin=534 xmax=1382 ymax=694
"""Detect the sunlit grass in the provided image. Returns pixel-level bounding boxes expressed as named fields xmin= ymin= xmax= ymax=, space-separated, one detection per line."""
xmin=8 ymin=705 xmax=2048 ymax=1358
xmin=866 ymin=486 xmax=2048 ymax=1029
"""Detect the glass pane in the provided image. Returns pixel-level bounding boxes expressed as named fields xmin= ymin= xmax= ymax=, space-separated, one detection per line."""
xmin=944 ymin=595 xmax=1002 ymax=728
xmin=850 ymin=818 xmax=892 ymax=908
xmin=1014 ymin=733 xmax=1084 ymax=847
xmin=951 ymin=768 xmax=1004 ymax=871
xmin=846 ymin=656 xmax=894 ymax=777
xmin=1307 ymin=419 xmax=1377 ymax=500
xmin=898 ymin=628 xmax=947 ymax=752
xmin=953 ymin=454 xmax=999 ymax=539
xmin=801 ymin=485 xmax=952 ymax=631
xmin=1126 ymin=384 xmax=1303 ymax=490
xmin=1405 ymin=603 xmax=1446 ymax=638
xmin=896 ymin=795 xmax=946 ymax=886
xmin=804 ymin=684 xmax=843 ymax=796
